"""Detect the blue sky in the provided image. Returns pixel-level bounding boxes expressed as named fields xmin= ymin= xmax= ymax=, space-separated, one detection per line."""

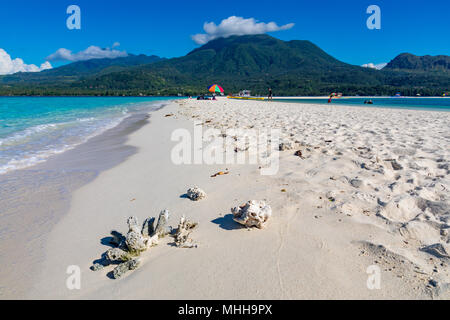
xmin=0 ymin=0 xmax=449 ymax=69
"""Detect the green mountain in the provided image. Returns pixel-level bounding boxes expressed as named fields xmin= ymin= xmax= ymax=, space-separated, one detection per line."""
xmin=1 ymin=35 xmax=449 ymax=96
xmin=384 ymin=53 xmax=450 ymax=72
xmin=74 ymin=35 xmax=387 ymax=95
xmin=0 ymin=54 xmax=164 ymax=84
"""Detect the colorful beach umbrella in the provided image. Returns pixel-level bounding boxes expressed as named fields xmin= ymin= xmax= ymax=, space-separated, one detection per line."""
xmin=208 ymin=84 xmax=224 ymax=93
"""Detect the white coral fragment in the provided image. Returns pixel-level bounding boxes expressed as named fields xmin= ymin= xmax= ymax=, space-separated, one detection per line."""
xmin=187 ymin=186 xmax=206 ymax=201
xmin=113 ymin=258 xmax=141 ymax=279
xmin=93 ymin=210 xmax=172 ymax=279
xmin=174 ymin=215 xmax=198 ymax=248
xmin=125 ymin=216 xmax=148 ymax=253
xmin=154 ymin=209 xmax=171 ymax=237
xmin=127 ymin=216 xmax=140 ymax=233
xmin=231 ymin=200 xmax=272 ymax=229
xmin=106 ymin=247 xmax=133 ymax=262
xmin=279 ymin=141 xmax=294 ymax=151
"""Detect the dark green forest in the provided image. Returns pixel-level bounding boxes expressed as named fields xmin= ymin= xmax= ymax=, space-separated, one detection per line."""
xmin=1 ymin=35 xmax=449 ymax=96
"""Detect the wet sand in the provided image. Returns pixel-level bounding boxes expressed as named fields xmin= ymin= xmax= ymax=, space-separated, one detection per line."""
xmin=0 ymin=108 xmax=158 ymax=298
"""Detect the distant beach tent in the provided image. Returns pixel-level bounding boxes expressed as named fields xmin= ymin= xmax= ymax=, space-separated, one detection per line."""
xmin=208 ymin=84 xmax=224 ymax=93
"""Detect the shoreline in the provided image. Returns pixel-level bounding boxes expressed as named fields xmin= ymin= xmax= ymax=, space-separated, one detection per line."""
xmin=14 ymin=98 xmax=448 ymax=299
xmin=0 ymin=97 xmax=177 ymax=175
xmin=0 ymin=103 xmax=168 ymax=299
xmin=1 ymin=95 xmax=449 ymax=98
xmin=270 ymin=97 xmax=450 ymax=113
xmin=272 ymin=96 xmax=450 ymax=99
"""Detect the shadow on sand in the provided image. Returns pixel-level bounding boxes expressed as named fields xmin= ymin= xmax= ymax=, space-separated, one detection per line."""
xmin=211 ymin=214 xmax=243 ymax=231
xmin=100 ymin=236 xmax=117 ymax=248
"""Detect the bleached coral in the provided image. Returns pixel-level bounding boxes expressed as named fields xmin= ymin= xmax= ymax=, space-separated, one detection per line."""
xmin=106 ymin=247 xmax=134 ymax=262
xmin=231 ymin=200 xmax=272 ymax=229
xmin=126 ymin=229 xmax=147 ymax=253
xmin=187 ymin=186 xmax=206 ymax=201
xmin=279 ymin=141 xmax=294 ymax=151
xmin=174 ymin=215 xmax=198 ymax=248
xmin=92 ymin=210 xmax=171 ymax=279
xmin=154 ymin=209 xmax=172 ymax=237
xmin=113 ymin=259 xmax=141 ymax=279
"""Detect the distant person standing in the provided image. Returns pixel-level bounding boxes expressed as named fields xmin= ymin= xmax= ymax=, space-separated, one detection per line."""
xmin=328 ymin=93 xmax=334 ymax=103
xmin=268 ymin=88 xmax=273 ymax=100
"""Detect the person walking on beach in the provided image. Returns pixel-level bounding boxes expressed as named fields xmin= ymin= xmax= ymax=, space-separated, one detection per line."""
xmin=328 ymin=92 xmax=334 ymax=103
xmin=268 ymin=88 xmax=273 ymax=100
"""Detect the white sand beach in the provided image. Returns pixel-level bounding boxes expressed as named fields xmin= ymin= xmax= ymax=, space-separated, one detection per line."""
xmin=9 ymin=98 xmax=449 ymax=299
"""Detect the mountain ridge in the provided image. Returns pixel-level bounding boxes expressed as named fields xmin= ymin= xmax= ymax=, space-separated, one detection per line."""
xmin=1 ymin=54 xmax=165 ymax=84
xmin=1 ymin=34 xmax=448 ymax=96
xmin=384 ymin=53 xmax=450 ymax=72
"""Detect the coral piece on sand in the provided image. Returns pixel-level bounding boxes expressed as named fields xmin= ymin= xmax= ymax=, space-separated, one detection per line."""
xmin=106 ymin=247 xmax=135 ymax=262
xmin=127 ymin=216 xmax=140 ymax=233
xmin=231 ymin=200 xmax=272 ymax=229
xmin=91 ymin=263 xmax=104 ymax=271
xmin=154 ymin=209 xmax=172 ymax=238
xmin=126 ymin=217 xmax=148 ymax=253
xmin=92 ymin=210 xmax=172 ymax=279
xmin=126 ymin=231 xmax=147 ymax=252
xmin=174 ymin=215 xmax=198 ymax=248
xmin=187 ymin=186 xmax=207 ymax=201
xmin=113 ymin=259 xmax=141 ymax=279
xmin=279 ymin=141 xmax=294 ymax=151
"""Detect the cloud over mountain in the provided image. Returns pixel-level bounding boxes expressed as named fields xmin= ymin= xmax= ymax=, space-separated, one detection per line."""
xmin=46 ymin=45 xmax=128 ymax=62
xmin=0 ymin=49 xmax=52 ymax=75
xmin=361 ymin=62 xmax=387 ymax=70
xmin=192 ymin=16 xmax=294 ymax=45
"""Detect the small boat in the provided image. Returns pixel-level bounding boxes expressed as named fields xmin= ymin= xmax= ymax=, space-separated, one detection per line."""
xmin=227 ymin=90 xmax=265 ymax=100
xmin=227 ymin=96 xmax=265 ymax=101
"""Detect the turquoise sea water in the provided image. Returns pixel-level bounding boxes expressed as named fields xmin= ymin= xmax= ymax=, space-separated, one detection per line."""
xmin=0 ymin=97 xmax=176 ymax=174
xmin=274 ymin=97 xmax=450 ymax=111
xmin=1 ymin=96 xmax=448 ymax=174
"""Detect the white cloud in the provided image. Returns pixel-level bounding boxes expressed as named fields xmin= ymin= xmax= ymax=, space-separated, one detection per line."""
xmin=361 ymin=62 xmax=387 ymax=70
xmin=191 ymin=16 xmax=295 ymax=45
xmin=0 ymin=48 xmax=52 ymax=75
xmin=112 ymin=42 xmax=120 ymax=48
xmin=39 ymin=61 xmax=53 ymax=71
xmin=46 ymin=45 xmax=127 ymax=62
